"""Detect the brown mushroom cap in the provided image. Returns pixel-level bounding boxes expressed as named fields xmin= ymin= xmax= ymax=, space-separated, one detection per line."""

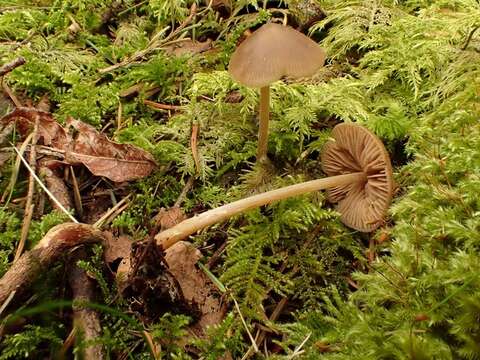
xmin=321 ymin=123 xmax=394 ymax=232
xmin=228 ymin=23 xmax=326 ymax=88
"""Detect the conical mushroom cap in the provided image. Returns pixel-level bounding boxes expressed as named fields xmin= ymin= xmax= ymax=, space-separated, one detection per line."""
xmin=321 ymin=123 xmax=394 ymax=232
xmin=228 ymin=23 xmax=326 ymax=88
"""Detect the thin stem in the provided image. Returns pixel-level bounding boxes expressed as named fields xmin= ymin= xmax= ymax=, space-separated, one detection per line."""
xmin=257 ymin=86 xmax=270 ymax=162
xmin=155 ymin=172 xmax=366 ymax=249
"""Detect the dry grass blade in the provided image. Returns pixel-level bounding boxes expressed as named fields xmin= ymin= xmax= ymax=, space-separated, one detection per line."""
xmin=0 ymin=290 xmax=15 ymax=316
xmin=142 ymin=330 xmax=160 ymax=360
xmin=12 ymin=146 xmax=78 ymax=223
xmin=14 ymin=116 xmax=39 ymax=261
xmin=174 ymin=176 xmax=194 ymax=207
xmin=287 ymin=332 xmax=311 ymax=359
xmin=1 ymin=132 xmax=33 ymax=203
xmin=233 ymin=296 xmax=259 ymax=354
xmin=70 ymin=166 xmax=83 ymax=219
xmin=93 ymin=194 xmax=131 ymax=229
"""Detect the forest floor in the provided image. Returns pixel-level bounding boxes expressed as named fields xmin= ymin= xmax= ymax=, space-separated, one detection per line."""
xmin=0 ymin=1 xmax=479 ymax=359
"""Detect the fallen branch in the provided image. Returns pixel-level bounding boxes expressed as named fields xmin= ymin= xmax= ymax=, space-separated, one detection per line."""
xmin=1 ymin=80 xmax=22 ymax=108
xmin=0 ymin=57 xmax=26 ymax=77
xmin=0 ymin=223 xmax=105 ymax=304
xmin=68 ymin=248 xmax=105 ymax=360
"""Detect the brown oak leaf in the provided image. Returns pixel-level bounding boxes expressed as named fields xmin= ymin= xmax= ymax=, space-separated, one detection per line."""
xmin=165 ymin=241 xmax=227 ymax=336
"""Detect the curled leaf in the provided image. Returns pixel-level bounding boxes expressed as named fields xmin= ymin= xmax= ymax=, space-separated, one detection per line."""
xmin=0 ymin=108 xmax=156 ymax=182
xmin=65 ymin=117 xmax=156 ymax=182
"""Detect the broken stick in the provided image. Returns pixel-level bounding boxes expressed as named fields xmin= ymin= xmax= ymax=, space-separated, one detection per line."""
xmin=0 ymin=223 xmax=105 ymax=304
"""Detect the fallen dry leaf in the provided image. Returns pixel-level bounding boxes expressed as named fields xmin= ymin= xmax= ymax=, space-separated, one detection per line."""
xmin=103 ymin=231 xmax=132 ymax=264
xmin=64 ymin=117 xmax=156 ymax=182
xmin=1 ymin=107 xmax=68 ymax=148
xmin=164 ymin=39 xmax=213 ymax=57
xmin=0 ymin=108 xmax=156 ymax=182
xmin=165 ymin=241 xmax=226 ymax=336
xmin=210 ymin=0 xmax=232 ymax=17
xmin=154 ymin=207 xmax=187 ymax=231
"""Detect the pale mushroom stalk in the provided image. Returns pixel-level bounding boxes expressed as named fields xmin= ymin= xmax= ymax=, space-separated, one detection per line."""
xmin=156 ymin=172 xmax=366 ymax=250
xmin=257 ymin=86 xmax=270 ymax=161
xmin=228 ymin=23 xmax=326 ymax=164
xmin=155 ymin=123 xmax=394 ymax=249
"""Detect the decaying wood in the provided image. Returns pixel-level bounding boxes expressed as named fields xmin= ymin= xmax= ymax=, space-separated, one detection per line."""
xmin=68 ymin=248 xmax=105 ymax=360
xmin=0 ymin=57 xmax=26 ymax=77
xmin=0 ymin=223 xmax=105 ymax=304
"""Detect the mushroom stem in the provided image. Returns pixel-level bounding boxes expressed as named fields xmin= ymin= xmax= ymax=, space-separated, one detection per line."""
xmin=257 ymin=86 xmax=270 ymax=162
xmin=155 ymin=171 xmax=366 ymax=250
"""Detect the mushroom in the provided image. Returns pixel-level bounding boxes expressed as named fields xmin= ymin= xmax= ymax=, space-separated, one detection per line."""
xmin=228 ymin=23 xmax=326 ymax=162
xmin=155 ymin=123 xmax=393 ymax=249
xmin=321 ymin=123 xmax=394 ymax=232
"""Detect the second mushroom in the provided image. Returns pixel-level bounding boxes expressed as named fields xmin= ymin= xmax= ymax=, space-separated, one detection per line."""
xmin=155 ymin=123 xmax=394 ymax=250
xmin=228 ymin=23 xmax=326 ymax=163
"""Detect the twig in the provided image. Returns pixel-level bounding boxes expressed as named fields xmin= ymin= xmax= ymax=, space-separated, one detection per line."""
xmin=12 ymin=147 xmax=78 ymax=223
xmin=1 ymin=133 xmax=33 ymax=204
xmin=98 ymin=3 xmax=197 ymax=73
xmin=233 ymin=295 xmax=259 ymax=353
xmin=0 ymin=223 xmax=104 ymax=304
xmin=70 ymin=166 xmax=83 ymax=220
xmin=191 ymin=123 xmax=200 ymax=174
xmin=1 ymin=79 xmax=22 ymax=107
xmin=462 ymin=25 xmax=479 ymax=50
xmin=117 ymin=101 xmax=123 ymax=131
xmin=174 ymin=176 xmax=194 ymax=208
xmin=164 ymin=3 xmax=197 ymax=42
xmin=206 ymin=238 xmax=227 ymax=269
xmin=0 ymin=57 xmax=25 ymax=77
xmin=93 ymin=194 xmax=132 ymax=228
xmin=14 ymin=116 xmax=40 ymax=261
xmin=68 ymin=248 xmax=105 ymax=359
xmin=143 ymin=99 xmax=184 ymax=111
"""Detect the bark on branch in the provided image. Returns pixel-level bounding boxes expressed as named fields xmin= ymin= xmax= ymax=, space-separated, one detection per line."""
xmin=68 ymin=248 xmax=105 ymax=360
xmin=0 ymin=57 xmax=26 ymax=77
xmin=0 ymin=223 xmax=105 ymax=304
